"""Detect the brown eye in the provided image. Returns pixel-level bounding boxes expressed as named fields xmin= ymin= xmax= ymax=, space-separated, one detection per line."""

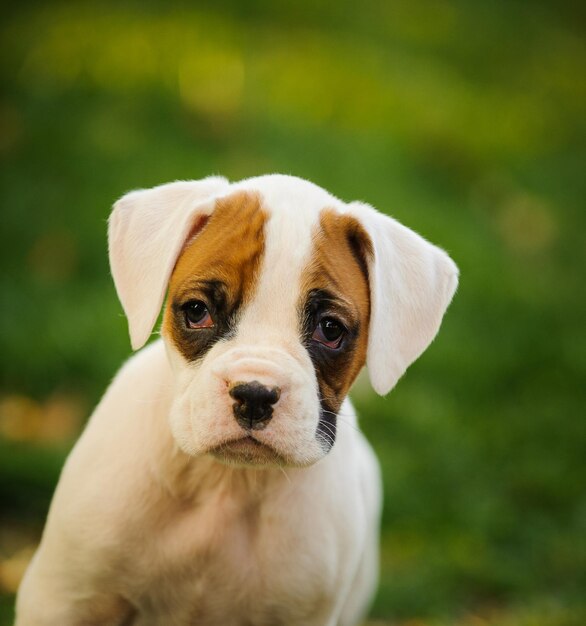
xmin=183 ymin=300 xmax=213 ymax=329
xmin=312 ymin=317 xmax=345 ymax=349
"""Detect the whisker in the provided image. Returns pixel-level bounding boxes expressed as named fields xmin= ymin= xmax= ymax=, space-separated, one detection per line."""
xmin=316 ymin=432 xmax=334 ymax=449
xmin=317 ymin=424 xmax=335 ymax=445
xmin=277 ymin=465 xmax=292 ymax=486
xmin=336 ymin=415 xmax=361 ymax=434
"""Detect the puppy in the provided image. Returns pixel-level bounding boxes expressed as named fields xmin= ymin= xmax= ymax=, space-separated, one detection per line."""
xmin=16 ymin=175 xmax=458 ymax=625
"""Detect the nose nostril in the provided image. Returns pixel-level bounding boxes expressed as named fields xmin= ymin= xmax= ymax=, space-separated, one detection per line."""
xmin=228 ymin=381 xmax=281 ymax=429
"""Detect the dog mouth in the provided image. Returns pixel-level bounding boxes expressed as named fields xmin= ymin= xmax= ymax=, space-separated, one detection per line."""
xmin=209 ymin=436 xmax=284 ymax=466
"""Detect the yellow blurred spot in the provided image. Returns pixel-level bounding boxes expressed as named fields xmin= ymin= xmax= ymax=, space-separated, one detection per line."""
xmin=178 ymin=50 xmax=244 ymax=118
xmin=384 ymin=0 xmax=458 ymax=45
xmin=0 ymin=102 xmax=24 ymax=155
xmin=0 ymin=393 xmax=85 ymax=444
xmin=20 ymin=26 xmax=82 ymax=89
xmin=0 ymin=545 xmax=36 ymax=593
xmin=0 ymin=396 xmax=42 ymax=442
xmin=92 ymin=29 xmax=157 ymax=91
xmin=496 ymin=193 xmax=558 ymax=254
xmin=463 ymin=613 xmax=491 ymax=625
xmin=383 ymin=529 xmax=426 ymax=568
xmin=28 ymin=230 xmax=79 ymax=282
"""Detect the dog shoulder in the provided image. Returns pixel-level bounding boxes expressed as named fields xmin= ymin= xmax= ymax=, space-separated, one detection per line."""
xmin=46 ymin=340 xmax=174 ymax=531
xmin=82 ymin=338 xmax=172 ymax=436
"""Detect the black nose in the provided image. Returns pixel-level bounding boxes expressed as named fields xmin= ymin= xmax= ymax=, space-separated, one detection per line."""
xmin=229 ymin=381 xmax=281 ymax=430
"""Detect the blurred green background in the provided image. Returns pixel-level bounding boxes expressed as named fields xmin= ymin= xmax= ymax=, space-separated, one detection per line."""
xmin=1 ymin=1 xmax=585 ymax=624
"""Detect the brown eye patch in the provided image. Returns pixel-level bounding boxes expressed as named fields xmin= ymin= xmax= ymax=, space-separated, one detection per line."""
xmin=163 ymin=191 xmax=267 ymax=362
xmin=300 ymin=210 xmax=372 ymax=450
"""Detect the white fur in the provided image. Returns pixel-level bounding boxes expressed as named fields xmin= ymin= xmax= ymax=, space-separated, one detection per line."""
xmin=16 ymin=174 xmax=457 ymax=625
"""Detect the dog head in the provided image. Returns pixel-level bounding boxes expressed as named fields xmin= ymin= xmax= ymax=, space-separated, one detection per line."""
xmin=109 ymin=175 xmax=458 ymax=467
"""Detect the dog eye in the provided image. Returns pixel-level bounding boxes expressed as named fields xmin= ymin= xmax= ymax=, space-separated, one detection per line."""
xmin=183 ymin=300 xmax=214 ymax=329
xmin=312 ymin=317 xmax=345 ymax=349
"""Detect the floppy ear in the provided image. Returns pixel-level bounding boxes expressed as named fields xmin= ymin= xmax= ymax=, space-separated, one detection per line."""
xmin=108 ymin=176 xmax=230 ymax=350
xmin=348 ymin=202 xmax=459 ymax=395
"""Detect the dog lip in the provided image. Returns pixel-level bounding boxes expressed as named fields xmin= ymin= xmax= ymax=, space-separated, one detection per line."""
xmin=209 ymin=435 xmax=284 ymax=465
xmin=221 ymin=435 xmax=269 ymax=451
xmin=230 ymin=435 xmax=262 ymax=446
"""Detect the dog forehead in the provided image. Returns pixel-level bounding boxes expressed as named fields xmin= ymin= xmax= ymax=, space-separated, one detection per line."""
xmin=166 ymin=176 xmax=356 ymax=343
xmin=169 ymin=176 xmax=341 ymax=288
xmin=234 ymin=174 xmax=347 ymax=293
xmin=231 ymin=179 xmax=331 ymax=334
xmin=235 ymin=180 xmax=370 ymax=350
xmin=232 ymin=174 xmax=342 ymax=215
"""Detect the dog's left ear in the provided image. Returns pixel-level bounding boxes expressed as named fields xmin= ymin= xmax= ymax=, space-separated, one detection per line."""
xmin=108 ymin=177 xmax=230 ymax=350
xmin=348 ymin=202 xmax=459 ymax=395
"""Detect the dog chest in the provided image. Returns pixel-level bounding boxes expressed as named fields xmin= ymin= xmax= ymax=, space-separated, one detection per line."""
xmin=125 ymin=487 xmax=340 ymax=625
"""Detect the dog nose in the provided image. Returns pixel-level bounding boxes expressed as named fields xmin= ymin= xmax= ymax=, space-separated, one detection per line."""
xmin=229 ymin=381 xmax=281 ymax=430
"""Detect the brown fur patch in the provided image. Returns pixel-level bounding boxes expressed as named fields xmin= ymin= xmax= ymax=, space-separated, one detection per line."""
xmin=300 ymin=210 xmax=372 ymax=442
xmin=163 ymin=191 xmax=267 ymax=361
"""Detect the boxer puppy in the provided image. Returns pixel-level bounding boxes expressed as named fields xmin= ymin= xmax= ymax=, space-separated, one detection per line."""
xmin=16 ymin=174 xmax=458 ymax=626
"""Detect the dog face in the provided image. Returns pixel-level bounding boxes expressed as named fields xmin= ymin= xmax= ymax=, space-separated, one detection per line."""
xmin=109 ymin=175 xmax=458 ymax=467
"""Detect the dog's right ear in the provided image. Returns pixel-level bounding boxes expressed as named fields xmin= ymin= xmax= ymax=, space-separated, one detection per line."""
xmin=347 ymin=201 xmax=458 ymax=396
xmin=108 ymin=177 xmax=230 ymax=350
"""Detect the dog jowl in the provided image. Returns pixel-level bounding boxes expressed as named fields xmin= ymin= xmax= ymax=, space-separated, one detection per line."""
xmin=16 ymin=174 xmax=457 ymax=626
